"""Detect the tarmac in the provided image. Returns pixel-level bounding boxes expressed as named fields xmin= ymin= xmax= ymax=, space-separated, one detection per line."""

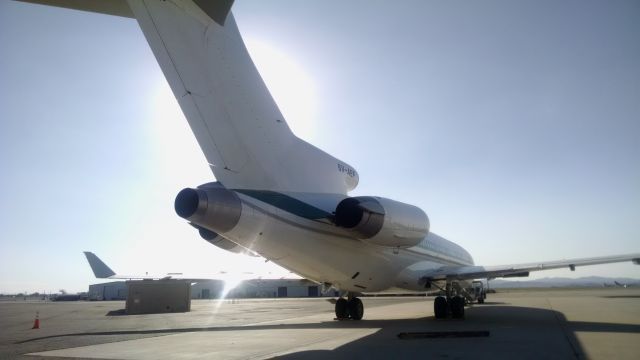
xmin=0 ymin=288 xmax=638 ymax=359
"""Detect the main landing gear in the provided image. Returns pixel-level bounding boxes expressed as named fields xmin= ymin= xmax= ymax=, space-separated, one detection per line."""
xmin=434 ymin=295 xmax=465 ymax=319
xmin=433 ymin=282 xmax=466 ymax=319
xmin=335 ymin=296 xmax=364 ymax=320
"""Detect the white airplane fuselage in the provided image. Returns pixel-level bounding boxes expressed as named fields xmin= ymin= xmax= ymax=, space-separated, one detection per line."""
xmin=199 ymin=187 xmax=473 ymax=293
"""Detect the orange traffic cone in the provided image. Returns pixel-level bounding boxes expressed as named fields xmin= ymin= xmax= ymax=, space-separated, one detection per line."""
xmin=32 ymin=312 xmax=40 ymax=329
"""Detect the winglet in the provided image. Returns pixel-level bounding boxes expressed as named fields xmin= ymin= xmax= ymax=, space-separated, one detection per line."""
xmin=83 ymin=252 xmax=116 ymax=278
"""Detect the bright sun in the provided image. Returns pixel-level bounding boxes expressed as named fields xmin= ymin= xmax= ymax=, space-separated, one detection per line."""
xmin=151 ymin=38 xmax=318 ymax=151
xmin=244 ymin=39 xmax=318 ymax=142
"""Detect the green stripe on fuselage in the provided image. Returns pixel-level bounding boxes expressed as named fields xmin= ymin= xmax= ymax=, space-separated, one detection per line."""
xmin=234 ymin=189 xmax=331 ymax=220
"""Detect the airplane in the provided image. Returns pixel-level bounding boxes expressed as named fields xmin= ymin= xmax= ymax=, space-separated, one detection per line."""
xmin=84 ymin=252 xmax=120 ymax=280
xmin=614 ymin=281 xmax=628 ymax=288
xmin=16 ymin=0 xmax=639 ymax=320
xmin=83 ymin=251 xmax=261 ymax=283
xmin=603 ymin=281 xmax=629 ymax=288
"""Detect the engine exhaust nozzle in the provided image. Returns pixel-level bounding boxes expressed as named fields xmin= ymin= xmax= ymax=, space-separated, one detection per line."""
xmin=174 ymin=183 xmax=242 ymax=233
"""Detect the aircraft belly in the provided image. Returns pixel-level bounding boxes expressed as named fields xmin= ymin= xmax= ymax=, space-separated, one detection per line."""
xmin=221 ymin=198 xmax=415 ymax=293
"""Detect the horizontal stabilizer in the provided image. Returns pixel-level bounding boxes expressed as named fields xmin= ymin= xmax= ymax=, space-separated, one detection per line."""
xmin=193 ymin=0 xmax=234 ymax=26
xmin=16 ymin=0 xmax=134 ymax=18
xmin=83 ymin=251 xmax=116 ymax=278
xmin=16 ymin=0 xmax=234 ymax=23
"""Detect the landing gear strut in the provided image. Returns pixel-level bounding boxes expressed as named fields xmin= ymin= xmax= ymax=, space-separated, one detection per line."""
xmin=335 ymin=296 xmax=363 ymax=320
xmin=433 ymin=281 xmax=465 ymax=319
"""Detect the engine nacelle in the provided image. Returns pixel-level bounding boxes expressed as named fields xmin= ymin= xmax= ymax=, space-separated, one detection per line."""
xmin=197 ymin=226 xmax=257 ymax=256
xmin=174 ymin=182 xmax=242 ymax=234
xmin=334 ymin=196 xmax=429 ymax=248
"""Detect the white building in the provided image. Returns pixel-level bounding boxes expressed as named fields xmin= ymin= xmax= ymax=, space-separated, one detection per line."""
xmin=90 ymin=278 xmax=334 ymax=300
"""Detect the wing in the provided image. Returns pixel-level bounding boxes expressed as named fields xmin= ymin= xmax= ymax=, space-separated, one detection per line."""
xmin=421 ymin=253 xmax=640 ymax=281
xmin=17 ymin=0 xmax=359 ymax=194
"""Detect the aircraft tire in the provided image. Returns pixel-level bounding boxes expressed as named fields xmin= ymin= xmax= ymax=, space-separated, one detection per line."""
xmin=451 ymin=296 xmax=465 ymax=319
xmin=335 ymin=298 xmax=348 ymax=319
xmin=347 ymin=297 xmax=364 ymax=320
xmin=434 ymin=296 xmax=448 ymax=319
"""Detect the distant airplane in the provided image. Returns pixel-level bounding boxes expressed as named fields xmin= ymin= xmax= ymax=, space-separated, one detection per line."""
xmin=604 ymin=281 xmax=629 ymax=288
xmin=17 ymin=0 xmax=640 ymax=320
xmin=83 ymin=251 xmax=258 ymax=284
xmin=614 ymin=281 xmax=628 ymax=288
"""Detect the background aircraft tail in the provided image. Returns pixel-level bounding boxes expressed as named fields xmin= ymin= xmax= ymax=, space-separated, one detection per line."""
xmin=83 ymin=252 xmax=116 ymax=278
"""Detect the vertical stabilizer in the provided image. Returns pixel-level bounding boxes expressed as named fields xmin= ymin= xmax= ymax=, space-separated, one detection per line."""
xmin=17 ymin=0 xmax=359 ymax=194
xmin=83 ymin=252 xmax=116 ymax=278
xmin=127 ymin=0 xmax=358 ymax=193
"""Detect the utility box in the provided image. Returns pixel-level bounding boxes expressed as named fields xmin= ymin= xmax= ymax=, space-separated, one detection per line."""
xmin=126 ymin=280 xmax=191 ymax=314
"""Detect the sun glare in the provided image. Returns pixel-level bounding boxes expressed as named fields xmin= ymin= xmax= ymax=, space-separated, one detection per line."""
xmin=244 ymin=39 xmax=318 ymax=141
xmin=212 ymin=273 xmax=250 ymax=313
xmin=149 ymin=38 xmax=319 ymax=157
xmin=148 ymin=80 xmax=212 ymax=187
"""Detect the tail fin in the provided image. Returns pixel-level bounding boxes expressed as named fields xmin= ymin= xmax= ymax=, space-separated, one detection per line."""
xmin=83 ymin=252 xmax=116 ymax=278
xmin=18 ymin=0 xmax=358 ymax=194
xmin=128 ymin=0 xmax=357 ymax=193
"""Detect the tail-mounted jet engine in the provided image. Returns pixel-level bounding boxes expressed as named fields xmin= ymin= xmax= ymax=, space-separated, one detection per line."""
xmin=195 ymin=225 xmax=257 ymax=256
xmin=334 ymin=196 xmax=429 ymax=248
xmin=176 ymin=183 xmax=257 ymax=256
xmin=174 ymin=182 xmax=242 ymax=234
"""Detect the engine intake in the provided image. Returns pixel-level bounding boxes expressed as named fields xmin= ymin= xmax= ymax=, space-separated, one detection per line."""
xmin=174 ymin=182 xmax=242 ymax=234
xmin=335 ymin=196 xmax=429 ymax=248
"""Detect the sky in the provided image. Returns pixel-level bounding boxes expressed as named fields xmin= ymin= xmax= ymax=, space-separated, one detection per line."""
xmin=0 ymin=0 xmax=639 ymax=293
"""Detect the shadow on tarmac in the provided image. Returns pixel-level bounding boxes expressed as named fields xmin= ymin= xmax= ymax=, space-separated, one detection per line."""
xmin=105 ymin=309 xmax=126 ymax=316
xmin=16 ymin=305 xmax=639 ymax=359
xmin=276 ymin=305 xmax=639 ymax=359
xmin=471 ymin=301 xmax=507 ymax=305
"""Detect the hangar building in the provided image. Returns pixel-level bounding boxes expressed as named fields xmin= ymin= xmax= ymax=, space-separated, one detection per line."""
xmin=89 ymin=278 xmax=332 ymax=301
